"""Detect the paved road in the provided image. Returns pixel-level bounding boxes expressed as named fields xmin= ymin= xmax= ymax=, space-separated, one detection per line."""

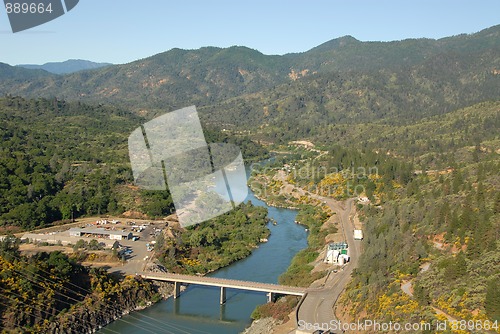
xmin=109 ymin=225 xmax=156 ymax=275
xmin=297 ymin=197 xmax=361 ymax=331
xmin=273 ymin=170 xmax=362 ymax=330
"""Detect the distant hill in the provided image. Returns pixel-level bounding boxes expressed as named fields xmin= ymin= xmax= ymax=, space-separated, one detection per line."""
xmin=17 ymin=59 xmax=112 ymax=74
xmin=0 ymin=62 xmax=54 ymax=80
xmin=0 ymin=25 xmax=498 ymax=120
xmin=1 ymin=46 xmax=291 ymax=113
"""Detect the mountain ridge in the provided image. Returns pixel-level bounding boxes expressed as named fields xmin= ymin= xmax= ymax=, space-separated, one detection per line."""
xmin=0 ymin=25 xmax=498 ymax=119
xmin=17 ymin=59 xmax=113 ymax=75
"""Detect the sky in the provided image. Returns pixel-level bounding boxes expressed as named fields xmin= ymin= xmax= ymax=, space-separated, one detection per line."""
xmin=0 ymin=0 xmax=499 ymax=66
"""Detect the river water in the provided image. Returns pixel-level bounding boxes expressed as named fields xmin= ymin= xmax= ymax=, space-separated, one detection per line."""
xmin=98 ymin=166 xmax=307 ymax=334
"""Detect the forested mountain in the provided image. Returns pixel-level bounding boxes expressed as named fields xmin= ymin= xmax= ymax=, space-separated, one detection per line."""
xmin=0 ymin=26 xmax=498 ymax=230
xmin=201 ymin=49 xmax=498 ymax=131
xmin=17 ymin=59 xmax=113 ymax=74
xmin=289 ymin=24 xmax=500 ymax=72
xmin=0 ymin=24 xmax=499 ymax=332
xmin=333 ymin=128 xmax=500 ymax=328
xmin=321 ymin=101 xmax=500 ymax=168
xmin=0 ymin=96 xmax=267 ymax=231
xmin=270 ymin=101 xmax=499 ymax=170
xmin=0 ymin=96 xmax=147 ymax=230
xmin=0 ymin=25 xmax=498 ymax=118
xmin=275 ymin=99 xmax=500 ymax=328
xmin=0 ymin=46 xmax=291 ymax=114
xmin=0 ymin=62 xmax=54 ymax=81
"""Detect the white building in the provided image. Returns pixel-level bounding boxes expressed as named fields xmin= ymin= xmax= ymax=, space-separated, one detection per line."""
xmin=324 ymin=242 xmax=350 ymax=264
xmin=21 ymin=233 xmax=119 ymax=249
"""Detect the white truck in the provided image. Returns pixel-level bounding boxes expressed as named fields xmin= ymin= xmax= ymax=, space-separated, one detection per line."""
xmin=354 ymin=229 xmax=364 ymax=240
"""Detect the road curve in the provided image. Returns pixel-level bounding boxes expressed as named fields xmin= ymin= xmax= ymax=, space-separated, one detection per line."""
xmin=297 ymin=196 xmax=361 ymax=330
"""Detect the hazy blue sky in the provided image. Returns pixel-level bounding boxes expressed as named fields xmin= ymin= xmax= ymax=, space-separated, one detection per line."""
xmin=1 ymin=0 xmax=499 ymax=65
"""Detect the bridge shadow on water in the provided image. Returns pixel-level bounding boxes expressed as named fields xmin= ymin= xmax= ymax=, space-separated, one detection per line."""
xmin=173 ymin=285 xmax=269 ymax=323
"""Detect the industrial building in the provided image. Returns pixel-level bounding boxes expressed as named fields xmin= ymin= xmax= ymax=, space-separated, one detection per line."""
xmin=69 ymin=227 xmax=132 ymax=240
xmin=324 ymin=242 xmax=350 ymax=265
xmin=21 ymin=233 xmax=119 ymax=249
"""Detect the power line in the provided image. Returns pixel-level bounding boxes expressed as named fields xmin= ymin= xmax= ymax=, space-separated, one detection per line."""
xmin=4 ymin=264 xmax=169 ymax=334
xmin=0 ymin=290 xmax=122 ymax=334
xmin=1 ymin=280 xmax=164 ymax=334
xmin=2 ymin=252 xmax=211 ymax=334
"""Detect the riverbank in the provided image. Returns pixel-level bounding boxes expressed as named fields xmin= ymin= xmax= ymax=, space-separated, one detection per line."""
xmin=251 ymin=190 xmax=299 ymax=210
xmin=244 ymin=165 xmax=359 ymax=334
xmin=0 ymin=244 xmax=177 ymax=334
xmin=10 ymin=205 xmax=271 ymax=333
xmin=153 ymin=202 xmax=270 ymax=275
xmin=89 ymin=204 xmax=270 ymax=333
xmin=97 ymin=175 xmax=307 ymax=334
xmin=42 ymin=278 xmax=170 ymax=334
xmin=242 ymin=317 xmax=284 ymax=334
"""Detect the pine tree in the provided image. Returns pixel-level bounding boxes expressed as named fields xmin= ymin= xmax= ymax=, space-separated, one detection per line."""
xmin=485 ymin=280 xmax=500 ymax=321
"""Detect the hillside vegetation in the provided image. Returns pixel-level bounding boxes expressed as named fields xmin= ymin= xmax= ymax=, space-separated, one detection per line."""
xmin=0 ymin=237 xmax=160 ymax=333
xmin=0 ymin=24 xmax=498 ymax=333
xmin=154 ymin=202 xmax=270 ymax=274
xmin=0 ymin=25 xmax=498 ymax=119
xmin=341 ymin=150 xmax=499 ymax=329
xmin=271 ymin=100 xmax=500 ymax=329
xmin=0 ymin=96 xmax=267 ymax=231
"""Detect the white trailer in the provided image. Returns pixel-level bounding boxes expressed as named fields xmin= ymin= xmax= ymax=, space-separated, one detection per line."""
xmin=354 ymin=229 xmax=363 ymax=240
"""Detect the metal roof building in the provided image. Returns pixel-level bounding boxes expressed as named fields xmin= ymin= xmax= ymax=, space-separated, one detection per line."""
xmin=21 ymin=233 xmax=119 ymax=249
xmin=328 ymin=242 xmax=348 ymax=250
xmin=69 ymin=227 xmax=132 ymax=240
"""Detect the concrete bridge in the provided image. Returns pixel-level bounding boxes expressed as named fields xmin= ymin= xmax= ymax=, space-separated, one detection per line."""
xmin=138 ymin=272 xmax=306 ymax=304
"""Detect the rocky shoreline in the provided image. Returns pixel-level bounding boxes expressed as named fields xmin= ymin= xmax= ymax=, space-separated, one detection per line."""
xmin=242 ymin=318 xmax=283 ymax=334
xmin=44 ymin=283 xmax=173 ymax=334
xmin=249 ymin=182 xmax=298 ymax=210
xmin=40 ymin=278 xmax=173 ymax=334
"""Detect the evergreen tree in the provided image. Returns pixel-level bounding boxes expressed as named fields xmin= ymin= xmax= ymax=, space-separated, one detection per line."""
xmin=485 ymin=280 xmax=500 ymax=321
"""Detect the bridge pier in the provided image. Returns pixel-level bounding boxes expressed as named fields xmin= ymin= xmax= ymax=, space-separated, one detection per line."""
xmin=174 ymin=282 xmax=181 ymax=299
xmin=267 ymin=292 xmax=275 ymax=303
xmin=173 ymin=298 xmax=180 ymax=315
xmin=220 ymin=287 xmax=226 ymax=305
xmin=219 ymin=303 xmax=226 ymax=321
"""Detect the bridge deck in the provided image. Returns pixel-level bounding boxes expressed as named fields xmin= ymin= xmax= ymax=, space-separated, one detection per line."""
xmin=138 ymin=272 xmax=306 ymax=296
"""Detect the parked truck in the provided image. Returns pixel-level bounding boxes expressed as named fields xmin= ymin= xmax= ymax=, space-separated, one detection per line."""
xmin=354 ymin=229 xmax=363 ymax=240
